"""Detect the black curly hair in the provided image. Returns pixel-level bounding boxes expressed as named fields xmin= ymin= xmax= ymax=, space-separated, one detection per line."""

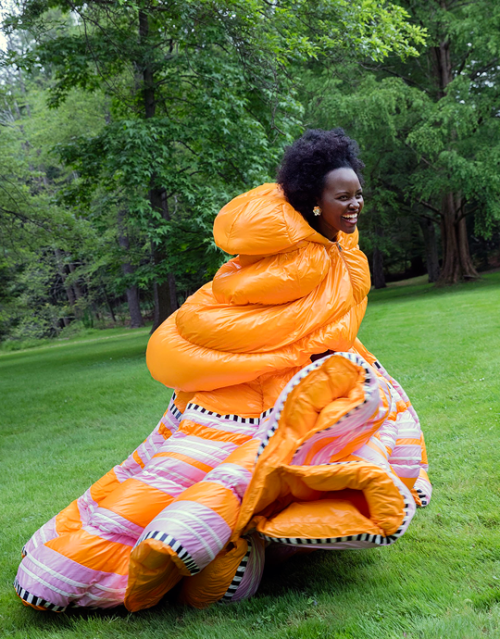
xmin=277 ymin=128 xmax=364 ymax=229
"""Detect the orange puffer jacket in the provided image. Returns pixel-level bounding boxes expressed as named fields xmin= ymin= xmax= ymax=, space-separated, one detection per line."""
xmin=14 ymin=184 xmax=431 ymax=613
xmin=147 ymin=183 xmax=370 ymax=398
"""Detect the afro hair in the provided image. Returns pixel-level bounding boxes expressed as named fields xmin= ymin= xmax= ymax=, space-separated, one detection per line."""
xmin=277 ymin=128 xmax=364 ymax=229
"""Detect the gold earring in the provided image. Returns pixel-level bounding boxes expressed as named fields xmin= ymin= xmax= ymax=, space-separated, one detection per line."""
xmin=313 ymin=206 xmax=321 ymax=216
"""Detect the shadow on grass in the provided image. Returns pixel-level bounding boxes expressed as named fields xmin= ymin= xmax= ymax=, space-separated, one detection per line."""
xmin=0 ymin=335 xmax=149 ymax=375
xmin=258 ymin=548 xmax=377 ymax=598
xmin=13 ymin=549 xmax=375 ymax=632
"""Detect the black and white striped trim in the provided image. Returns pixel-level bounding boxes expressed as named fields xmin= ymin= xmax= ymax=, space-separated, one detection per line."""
xmin=14 ymin=577 xmax=66 ymax=612
xmin=257 ymin=353 xmax=374 ymax=460
xmin=169 ymin=399 xmax=183 ymax=421
xmin=256 ymin=357 xmax=328 ymax=458
xmin=220 ymin=537 xmax=252 ymax=603
xmin=337 ymin=352 xmax=374 ymax=392
xmin=260 ymin=532 xmax=392 ymax=546
xmin=260 ymin=506 xmax=411 ymax=547
xmin=183 ymin=402 xmax=273 ymax=425
xmin=134 ymin=531 xmax=200 ymax=575
xmin=414 ymin=487 xmax=429 ymax=507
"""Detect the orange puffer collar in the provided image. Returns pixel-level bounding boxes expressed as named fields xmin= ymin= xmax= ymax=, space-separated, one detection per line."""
xmin=147 ymin=184 xmax=371 ymax=392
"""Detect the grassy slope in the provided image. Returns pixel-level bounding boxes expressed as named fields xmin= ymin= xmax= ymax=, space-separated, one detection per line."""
xmin=1 ymin=275 xmax=500 ymax=639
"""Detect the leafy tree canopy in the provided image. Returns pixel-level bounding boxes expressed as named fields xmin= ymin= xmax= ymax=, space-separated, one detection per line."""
xmin=304 ymin=0 xmax=500 ymax=285
xmin=0 ymin=0 xmax=428 ymax=340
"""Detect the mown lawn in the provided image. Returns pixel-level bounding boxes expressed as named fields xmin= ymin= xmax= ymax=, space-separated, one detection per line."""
xmin=1 ymin=274 xmax=500 ymax=639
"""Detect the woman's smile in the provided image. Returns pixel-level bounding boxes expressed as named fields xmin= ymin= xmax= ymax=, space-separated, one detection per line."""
xmin=341 ymin=212 xmax=359 ymax=226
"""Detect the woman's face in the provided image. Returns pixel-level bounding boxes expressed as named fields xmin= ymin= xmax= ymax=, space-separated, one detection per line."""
xmin=317 ymin=167 xmax=364 ymax=240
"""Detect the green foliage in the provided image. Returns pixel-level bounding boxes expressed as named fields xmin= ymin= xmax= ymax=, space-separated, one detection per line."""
xmin=0 ymin=51 xmax=115 ymax=341
xmin=0 ymin=0 xmax=428 ymax=331
xmin=303 ymin=0 xmax=500 ymax=282
xmin=2 ymin=253 xmax=61 ymax=340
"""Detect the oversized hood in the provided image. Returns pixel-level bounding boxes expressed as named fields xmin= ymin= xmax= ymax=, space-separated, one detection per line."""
xmin=213 ymin=183 xmax=329 ymax=255
xmin=146 ymin=184 xmax=371 ymax=392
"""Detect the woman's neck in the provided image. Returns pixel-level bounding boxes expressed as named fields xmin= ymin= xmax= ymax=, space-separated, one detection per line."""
xmin=318 ymin=218 xmax=339 ymax=242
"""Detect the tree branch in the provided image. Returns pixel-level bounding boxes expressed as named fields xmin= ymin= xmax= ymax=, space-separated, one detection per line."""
xmin=458 ymin=204 xmax=479 ymax=221
xmin=418 ymin=199 xmax=443 ymax=217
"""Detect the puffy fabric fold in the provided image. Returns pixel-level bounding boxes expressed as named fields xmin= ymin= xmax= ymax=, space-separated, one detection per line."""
xmin=212 ymin=243 xmax=330 ymax=306
xmin=146 ymin=184 xmax=370 ymax=392
xmin=212 ymin=183 xmax=328 ymax=255
xmin=15 ymin=183 xmax=431 ymax=613
xmin=15 ymin=352 xmax=430 ymax=612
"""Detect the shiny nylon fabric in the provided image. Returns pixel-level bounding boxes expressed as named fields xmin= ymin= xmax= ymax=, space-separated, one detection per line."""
xmin=15 ymin=353 xmax=431 ymax=612
xmin=14 ymin=184 xmax=431 ymax=612
xmin=146 ymin=183 xmax=371 ymax=392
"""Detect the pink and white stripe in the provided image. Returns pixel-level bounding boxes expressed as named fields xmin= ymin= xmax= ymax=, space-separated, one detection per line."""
xmin=17 ymin=545 xmax=128 ymax=609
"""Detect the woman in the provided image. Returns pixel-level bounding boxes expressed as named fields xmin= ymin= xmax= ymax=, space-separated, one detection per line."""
xmin=15 ymin=129 xmax=431 ymax=612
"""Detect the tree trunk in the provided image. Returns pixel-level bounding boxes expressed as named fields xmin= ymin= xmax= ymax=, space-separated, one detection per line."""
xmin=117 ymin=210 xmax=144 ymax=328
xmin=432 ymin=37 xmax=452 ymax=101
xmin=372 ymin=245 xmax=386 ymax=289
xmin=430 ymin=36 xmax=478 ymax=286
xmin=149 ymin=207 xmax=178 ymax=331
xmin=54 ymin=248 xmax=75 ymax=325
xmin=149 ymin=187 xmax=178 ymax=331
xmin=99 ymin=278 xmax=117 ymax=323
xmin=105 ymin=293 xmax=117 ymax=323
xmin=67 ymin=262 xmax=84 ymax=300
xmin=437 ymin=193 xmax=479 ymax=285
xmin=150 ymin=193 xmax=178 ymax=331
xmin=139 ymin=8 xmax=178 ymax=331
xmin=372 ymin=225 xmax=386 ymax=289
xmin=67 ymin=261 xmax=84 ymax=318
xmin=17 ymin=66 xmax=31 ymax=117
xmin=123 ymin=276 xmax=144 ymax=329
xmin=419 ymin=217 xmax=440 ymax=283
xmin=152 ymin=273 xmax=178 ymax=330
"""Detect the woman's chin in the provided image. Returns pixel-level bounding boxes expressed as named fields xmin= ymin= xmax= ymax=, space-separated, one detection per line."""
xmin=341 ymin=223 xmax=357 ymax=234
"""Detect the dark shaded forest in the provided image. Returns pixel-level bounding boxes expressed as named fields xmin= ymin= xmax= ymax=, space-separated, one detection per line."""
xmin=1 ymin=0 xmax=499 ymax=346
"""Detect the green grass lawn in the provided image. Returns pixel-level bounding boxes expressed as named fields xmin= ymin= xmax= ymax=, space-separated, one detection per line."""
xmin=1 ymin=274 xmax=500 ymax=639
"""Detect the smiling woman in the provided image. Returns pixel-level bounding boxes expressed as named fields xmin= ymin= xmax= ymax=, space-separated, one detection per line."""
xmin=317 ymin=167 xmax=364 ymax=238
xmin=14 ymin=129 xmax=431 ymax=613
xmin=277 ymin=128 xmax=365 ymax=239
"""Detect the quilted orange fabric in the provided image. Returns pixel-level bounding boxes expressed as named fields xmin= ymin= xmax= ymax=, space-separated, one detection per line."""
xmin=147 ymin=183 xmax=370 ymax=395
xmin=14 ymin=184 xmax=431 ymax=612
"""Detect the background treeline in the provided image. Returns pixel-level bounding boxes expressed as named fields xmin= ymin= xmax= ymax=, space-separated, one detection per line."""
xmin=0 ymin=0 xmax=499 ymax=346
